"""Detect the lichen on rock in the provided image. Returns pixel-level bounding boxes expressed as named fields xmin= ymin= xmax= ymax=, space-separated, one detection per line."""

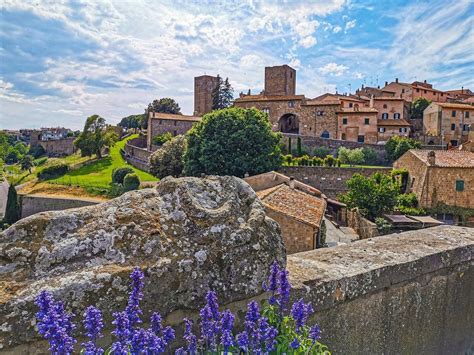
xmin=0 ymin=175 xmax=285 ymax=350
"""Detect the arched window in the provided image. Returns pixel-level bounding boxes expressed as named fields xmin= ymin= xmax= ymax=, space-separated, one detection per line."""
xmin=383 ymin=104 xmax=387 ymax=109
xmin=321 ymin=130 xmax=330 ymax=139
xmin=382 ymin=113 xmax=388 ymax=119
xmin=394 ymin=113 xmax=400 ymax=119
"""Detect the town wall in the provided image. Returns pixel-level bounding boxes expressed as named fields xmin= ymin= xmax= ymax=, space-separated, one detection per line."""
xmin=38 ymin=137 xmax=76 ymax=157
xmin=19 ymin=195 xmax=99 ymax=218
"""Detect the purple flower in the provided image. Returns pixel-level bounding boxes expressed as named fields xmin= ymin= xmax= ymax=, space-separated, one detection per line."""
xmin=163 ymin=325 xmax=175 ymax=344
xmin=205 ymin=291 xmax=220 ymax=320
xmin=221 ymin=309 xmax=234 ymax=332
xmin=291 ymin=298 xmax=314 ymax=331
xmin=263 ymin=262 xmax=281 ymax=306
xmin=245 ymin=301 xmax=260 ymax=323
xmin=236 ymin=331 xmax=249 ymax=352
xmin=199 ymin=291 xmax=221 ymax=351
xmin=111 ymin=311 xmax=131 ymax=354
xmin=175 ymin=347 xmax=185 ymax=355
xmin=130 ymin=328 xmax=150 ymax=354
xmin=183 ymin=318 xmax=197 ymax=354
xmin=125 ymin=267 xmax=144 ymax=327
xmin=150 ymin=312 xmax=163 ymax=335
xmin=257 ymin=316 xmax=278 ymax=352
xmin=290 ymin=337 xmax=300 ymax=349
xmin=309 ymin=324 xmax=321 ymax=343
xmin=278 ymin=268 xmax=291 ymax=312
xmin=82 ymin=306 xmax=104 ymax=354
xmin=35 ymin=291 xmax=76 ymax=355
xmin=221 ymin=329 xmax=234 ymax=354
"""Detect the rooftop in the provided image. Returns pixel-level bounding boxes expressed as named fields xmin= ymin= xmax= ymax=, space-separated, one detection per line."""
xmin=433 ymin=102 xmax=474 ymax=110
xmin=338 ymin=107 xmax=378 ymax=113
xmin=256 ymin=183 xmax=325 ymax=228
xmin=377 ymin=119 xmax=411 ymax=126
xmin=235 ymin=94 xmax=305 ymax=102
xmin=408 ymin=150 xmax=474 ymax=168
xmin=150 ymin=112 xmax=201 ymax=122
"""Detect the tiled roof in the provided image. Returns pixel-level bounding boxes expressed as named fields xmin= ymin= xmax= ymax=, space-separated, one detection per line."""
xmin=313 ymin=93 xmax=364 ymax=103
xmin=374 ymin=97 xmax=404 ymax=101
xmin=408 ymin=150 xmax=474 ymax=168
xmin=150 ymin=112 xmax=201 ymax=121
xmin=377 ymin=119 xmax=411 ymax=126
xmin=256 ymin=184 xmax=326 ymax=228
xmin=235 ymin=94 xmax=305 ymax=102
xmin=338 ymin=107 xmax=378 ymax=113
xmin=463 ymin=97 xmax=474 ymax=104
xmin=302 ymin=100 xmax=340 ymax=106
xmin=434 ymin=102 xmax=474 ymax=110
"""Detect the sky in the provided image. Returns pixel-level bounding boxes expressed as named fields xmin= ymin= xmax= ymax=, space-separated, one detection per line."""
xmin=0 ymin=0 xmax=473 ymax=130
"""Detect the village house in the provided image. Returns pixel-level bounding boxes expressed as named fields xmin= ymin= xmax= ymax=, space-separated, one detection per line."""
xmin=382 ymin=79 xmax=448 ymax=102
xmin=394 ymin=150 xmax=474 ymax=226
xmin=423 ymin=102 xmax=474 ymax=146
xmin=445 ymin=88 xmax=474 ymax=102
xmin=336 ymin=106 xmax=378 ymax=143
xmin=244 ymin=171 xmax=327 ymax=254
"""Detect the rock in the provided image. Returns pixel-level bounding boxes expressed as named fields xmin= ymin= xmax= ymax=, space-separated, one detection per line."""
xmin=0 ymin=176 xmax=285 ymax=350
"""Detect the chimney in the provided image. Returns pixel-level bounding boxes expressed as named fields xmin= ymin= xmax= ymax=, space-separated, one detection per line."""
xmin=427 ymin=151 xmax=436 ymax=166
xmin=377 ymin=85 xmax=380 ymax=89
xmin=395 ymin=78 xmax=399 ymax=83
xmin=369 ymin=95 xmax=374 ymax=108
xmin=424 ymin=79 xmax=427 ymax=84
xmin=385 ymin=81 xmax=388 ymax=86
xmin=362 ymin=84 xmax=364 ymax=89
xmin=462 ymin=86 xmax=464 ymax=94
xmin=289 ymin=177 xmax=295 ymax=189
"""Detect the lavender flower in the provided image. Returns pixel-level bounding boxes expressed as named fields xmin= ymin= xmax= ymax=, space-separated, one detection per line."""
xmin=175 ymin=347 xmax=185 ymax=355
xmin=309 ymin=324 xmax=321 ymax=343
xmin=205 ymin=291 xmax=220 ymax=320
xmin=82 ymin=305 xmax=104 ymax=355
xmin=290 ymin=337 xmax=300 ymax=349
xmin=150 ymin=312 xmax=163 ymax=335
xmin=199 ymin=291 xmax=220 ymax=351
xmin=263 ymin=261 xmax=280 ymax=305
xmin=183 ymin=318 xmax=197 ymax=354
xmin=35 ymin=291 xmax=76 ymax=355
xmin=130 ymin=328 xmax=150 ymax=354
xmin=125 ymin=267 xmax=144 ymax=327
xmin=278 ymin=268 xmax=291 ymax=312
xmin=221 ymin=309 xmax=234 ymax=331
xmin=257 ymin=316 xmax=278 ymax=352
xmin=236 ymin=331 xmax=249 ymax=352
xmin=111 ymin=311 xmax=131 ymax=354
xmin=163 ymin=325 xmax=175 ymax=344
xmin=221 ymin=329 xmax=234 ymax=354
xmin=291 ymin=298 xmax=314 ymax=332
xmin=245 ymin=301 xmax=260 ymax=323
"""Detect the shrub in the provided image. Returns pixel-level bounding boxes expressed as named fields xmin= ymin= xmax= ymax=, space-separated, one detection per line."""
xmin=324 ymin=155 xmax=335 ymax=167
xmin=313 ymin=146 xmax=331 ymax=159
xmin=312 ymin=157 xmax=323 ymax=166
xmin=38 ymin=163 xmax=69 ymax=180
xmin=107 ymin=183 xmax=125 ymax=198
xmin=112 ymin=167 xmax=134 ymax=184
xmin=149 ymin=135 xmax=186 ymax=179
xmin=300 ymin=154 xmax=311 ymax=166
xmin=35 ymin=263 xmax=330 ymax=354
xmin=283 ymin=154 xmax=293 ymax=166
xmin=152 ymin=132 xmax=174 ymax=146
xmin=337 ymin=147 xmax=364 ymax=166
xmin=362 ymin=147 xmax=378 ymax=165
xmin=385 ymin=136 xmax=421 ymax=162
xmin=3 ymin=184 xmax=20 ymax=225
xmin=375 ymin=217 xmax=392 ymax=235
xmin=123 ymin=173 xmax=140 ymax=191
xmin=395 ymin=206 xmax=426 ymax=215
xmin=29 ymin=144 xmax=46 ymax=159
xmin=35 ymin=157 xmax=48 ymax=166
xmin=396 ymin=192 xmax=419 ymax=208
xmin=335 ymin=158 xmax=341 ymax=167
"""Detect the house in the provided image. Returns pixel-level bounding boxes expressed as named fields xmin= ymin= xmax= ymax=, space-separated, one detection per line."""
xmin=393 ymin=150 xmax=474 ymax=226
xmin=445 ymin=88 xmax=474 ymax=102
xmin=423 ymin=102 xmax=474 ymax=146
xmin=336 ymin=106 xmax=378 ymax=143
xmin=244 ymin=172 xmax=327 ymax=254
xmin=382 ymin=79 xmax=448 ymax=102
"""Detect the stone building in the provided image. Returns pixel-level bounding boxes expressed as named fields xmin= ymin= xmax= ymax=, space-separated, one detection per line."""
xmin=445 ymin=88 xmax=474 ymax=102
xmin=423 ymin=102 xmax=473 ymax=146
xmin=336 ymin=106 xmax=378 ymax=143
xmin=244 ymin=171 xmax=326 ymax=254
xmin=265 ymin=65 xmax=296 ymax=96
xmin=382 ymin=79 xmax=448 ymax=102
xmin=377 ymin=119 xmax=411 ymax=142
xmin=147 ymin=112 xmax=201 ymax=150
xmin=29 ymin=130 xmax=75 ymax=157
xmin=394 ymin=150 xmax=474 ymax=226
xmin=194 ymin=75 xmax=219 ymax=116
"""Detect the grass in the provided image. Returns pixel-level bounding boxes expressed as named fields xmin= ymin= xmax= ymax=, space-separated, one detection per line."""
xmin=49 ymin=134 xmax=157 ymax=190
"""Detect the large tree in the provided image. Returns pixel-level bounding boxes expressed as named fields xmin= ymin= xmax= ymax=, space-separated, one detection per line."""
xmin=146 ymin=98 xmax=181 ymax=115
xmin=211 ymin=75 xmax=234 ymax=110
xmin=20 ymin=154 xmax=34 ymax=173
xmin=118 ymin=114 xmax=145 ymax=129
xmin=385 ymin=136 xmax=422 ymax=162
xmin=183 ymin=107 xmax=282 ymax=177
xmin=74 ymin=115 xmax=118 ymax=158
xmin=410 ymin=97 xmax=431 ymax=119
xmin=149 ymin=135 xmax=186 ymax=179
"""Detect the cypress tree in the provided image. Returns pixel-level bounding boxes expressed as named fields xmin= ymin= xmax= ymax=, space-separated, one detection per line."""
xmin=288 ymin=137 xmax=292 ymax=155
xmin=297 ymin=137 xmax=302 ymax=157
xmin=4 ymin=184 xmax=20 ymax=225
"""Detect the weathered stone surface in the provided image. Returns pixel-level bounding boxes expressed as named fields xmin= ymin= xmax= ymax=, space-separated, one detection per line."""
xmin=0 ymin=176 xmax=285 ymax=350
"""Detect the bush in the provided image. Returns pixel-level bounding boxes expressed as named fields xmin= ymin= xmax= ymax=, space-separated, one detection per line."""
xmin=395 ymin=206 xmax=426 ymax=215
xmin=312 ymin=157 xmax=324 ymax=166
xmin=35 ymin=157 xmax=48 ymax=166
xmin=375 ymin=217 xmax=392 ymax=235
xmin=300 ymin=154 xmax=311 ymax=166
xmin=385 ymin=136 xmax=421 ymax=162
xmin=38 ymin=163 xmax=69 ymax=180
xmin=396 ymin=192 xmax=419 ymax=208
xmin=107 ymin=183 xmax=125 ymax=198
xmin=3 ymin=184 xmax=20 ymax=225
xmin=112 ymin=167 xmax=134 ymax=184
xmin=283 ymin=154 xmax=293 ymax=166
xmin=123 ymin=173 xmax=140 ymax=191
xmin=362 ymin=147 xmax=378 ymax=165
xmin=149 ymin=135 xmax=186 ymax=179
xmin=324 ymin=155 xmax=335 ymax=167
xmin=313 ymin=146 xmax=331 ymax=158
xmin=152 ymin=132 xmax=173 ymax=146
xmin=337 ymin=147 xmax=364 ymax=166
xmin=29 ymin=144 xmax=46 ymax=159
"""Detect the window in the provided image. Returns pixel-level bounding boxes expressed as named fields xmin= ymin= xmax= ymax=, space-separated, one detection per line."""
xmin=321 ymin=130 xmax=330 ymax=139
xmin=174 ymin=120 xmax=177 ymax=126
xmin=451 ymin=140 xmax=458 ymax=146
xmin=262 ymin=108 xmax=270 ymax=114
xmin=424 ymin=90 xmax=427 ymax=94
xmin=357 ymin=135 xmax=365 ymax=143
xmin=349 ymin=103 xmax=353 ymax=108
xmin=402 ymin=89 xmax=405 ymax=93
xmin=399 ymin=127 xmax=407 ymax=133
xmin=159 ymin=120 xmax=163 ymax=125
xmin=341 ymin=133 xmax=346 ymax=140
xmin=394 ymin=113 xmax=400 ymax=119
xmin=382 ymin=113 xmax=388 ymax=119
xmin=465 ymin=111 xmax=470 ymax=118
xmin=440 ymin=93 xmax=443 ymax=97
xmin=463 ymin=124 xmax=470 ymax=132
xmin=364 ymin=118 xmax=370 ymax=125
xmin=456 ymin=180 xmax=464 ymax=192
xmin=316 ymin=110 xmax=325 ymax=116
xmin=383 ymin=104 xmax=387 ymax=109
xmin=452 ymin=110 xmax=456 ymax=117
xmin=288 ymin=101 xmax=295 ymax=108
xmin=378 ymin=127 xmax=386 ymax=133
xmin=451 ymin=123 xmax=456 ymax=131
xmin=342 ymin=118 xmax=348 ymax=125
xmin=416 ymin=88 xmax=420 ymax=93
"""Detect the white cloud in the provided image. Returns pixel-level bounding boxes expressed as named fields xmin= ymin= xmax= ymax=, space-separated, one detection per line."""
xmin=318 ymin=62 xmax=349 ymax=76
xmin=333 ymin=25 xmax=342 ymax=33
xmin=354 ymin=72 xmax=364 ymax=79
xmin=345 ymin=19 xmax=356 ymax=32
xmin=240 ymin=54 xmax=264 ymax=70
xmin=299 ymin=36 xmax=317 ymax=48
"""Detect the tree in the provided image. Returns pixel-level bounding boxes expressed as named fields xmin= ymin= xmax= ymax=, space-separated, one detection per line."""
xmin=146 ymin=98 xmax=181 ymax=115
xmin=385 ymin=136 xmax=422 ymax=161
xmin=149 ymin=135 xmax=186 ymax=179
xmin=118 ymin=114 xmax=145 ymax=129
xmin=74 ymin=115 xmax=118 ymax=158
xmin=4 ymin=184 xmax=20 ymax=225
xmin=20 ymin=154 xmax=34 ymax=173
xmin=339 ymin=172 xmax=401 ymax=220
xmin=211 ymin=75 xmax=234 ymax=110
xmin=183 ymin=107 xmax=282 ymax=177
xmin=361 ymin=147 xmax=378 ymax=166
xmin=411 ymin=97 xmax=431 ymax=119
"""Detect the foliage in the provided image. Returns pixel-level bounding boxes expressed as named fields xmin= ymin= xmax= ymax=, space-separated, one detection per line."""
xmin=29 ymin=144 xmax=46 ymax=159
xmin=123 ymin=173 xmax=140 ymax=191
xmin=147 ymin=98 xmax=182 ymax=115
xmin=20 ymin=154 xmax=34 ymax=173
xmin=287 ymin=137 xmax=292 ymax=156
xmin=152 ymin=132 xmax=173 ymax=146
xmin=324 ymin=155 xmax=335 ymax=167
xmin=337 ymin=147 xmax=364 ymax=166
xmin=283 ymin=154 xmax=293 ymax=166
xmin=296 ymin=137 xmax=302 ymax=157
xmin=396 ymin=192 xmax=418 ymax=208
xmin=14 ymin=141 xmax=28 ymax=155
xmin=5 ymin=147 xmax=20 ymax=164
xmin=183 ymin=107 xmax=282 ymax=178
xmin=149 ymin=135 xmax=186 ymax=179
xmin=313 ymin=157 xmax=324 ymax=166
xmin=3 ymin=184 xmax=20 ymax=225
xmin=410 ymin=97 xmax=431 ymax=119
xmin=313 ymin=146 xmax=331 ymax=159
xmin=395 ymin=206 xmax=426 ymax=215
xmin=385 ymin=136 xmax=421 ymax=162
xmin=0 ymin=132 xmax=9 ymax=161
xmin=361 ymin=147 xmax=378 ymax=165
xmin=108 ymin=183 xmax=125 ymax=198
xmin=427 ymin=203 xmax=474 ymax=225
xmin=35 ymin=263 xmax=330 ymax=354
xmin=74 ymin=115 xmax=119 ymax=158
xmin=211 ymin=75 xmax=234 ymax=110
xmin=38 ymin=163 xmax=69 ymax=180
xmin=375 ymin=217 xmax=392 ymax=235
xmin=112 ymin=167 xmax=134 ymax=184
xmin=118 ymin=114 xmax=145 ymax=129
xmin=35 ymin=157 xmax=48 ymax=166
xmin=339 ymin=172 xmax=401 ymax=220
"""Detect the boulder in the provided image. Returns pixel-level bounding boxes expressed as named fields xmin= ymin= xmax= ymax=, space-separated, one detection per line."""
xmin=0 ymin=176 xmax=285 ymax=350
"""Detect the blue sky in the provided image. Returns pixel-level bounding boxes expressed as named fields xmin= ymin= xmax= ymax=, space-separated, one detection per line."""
xmin=0 ymin=0 xmax=473 ymax=130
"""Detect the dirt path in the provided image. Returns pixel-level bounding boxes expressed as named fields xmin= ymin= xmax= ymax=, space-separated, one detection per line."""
xmin=17 ymin=182 xmax=109 ymax=202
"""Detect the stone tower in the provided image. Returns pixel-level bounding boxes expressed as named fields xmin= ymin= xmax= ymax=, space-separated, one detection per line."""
xmin=264 ymin=65 xmax=296 ymax=96
xmin=194 ymin=75 xmax=219 ymax=116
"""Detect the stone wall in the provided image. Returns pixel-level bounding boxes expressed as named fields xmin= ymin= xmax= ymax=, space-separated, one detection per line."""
xmin=278 ymin=166 xmax=392 ymax=198
xmin=38 ymin=138 xmax=76 ymax=157
xmin=19 ymin=195 xmax=99 ymax=218
xmin=345 ymin=208 xmax=378 ymax=239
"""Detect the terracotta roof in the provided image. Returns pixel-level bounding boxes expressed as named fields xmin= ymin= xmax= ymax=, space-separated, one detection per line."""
xmin=374 ymin=97 xmax=404 ymax=101
xmin=150 ymin=112 xmax=201 ymax=122
xmin=407 ymin=150 xmax=474 ymax=168
xmin=256 ymin=184 xmax=326 ymax=228
xmin=377 ymin=119 xmax=411 ymax=126
xmin=445 ymin=89 xmax=473 ymax=95
xmin=302 ymin=100 xmax=340 ymax=106
xmin=462 ymin=97 xmax=474 ymax=104
xmin=313 ymin=93 xmax=364 ymax=103
xmin=434 ymin=102 xmax=474 ymax=110
xmin=235 ymin=94 xmax=305 ymax=102
xmin=338 ymin=107 xmax=378 ymax=113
